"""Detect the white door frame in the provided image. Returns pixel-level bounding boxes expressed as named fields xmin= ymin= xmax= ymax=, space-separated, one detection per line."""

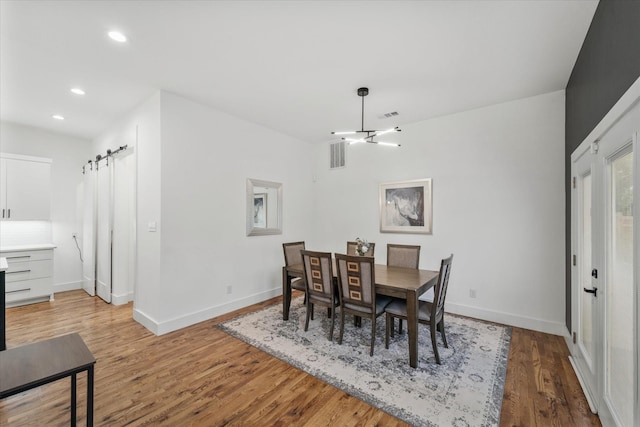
xmin=568 ymin=77 xmax=640 ymax=427
xmin=570 ymin=142 xmax=599 ymax=412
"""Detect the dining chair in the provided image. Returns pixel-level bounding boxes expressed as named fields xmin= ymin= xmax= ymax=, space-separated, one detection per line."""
xmin=384 ymin=254 xmax=453 ymax=364
xmin=386 ymin=244 xmax=421 ymax=334
xmin=387 ymin=244 xmax=421 ymax=269
xmin=335 ymin=253 xmax=392 ymax=356
xmin=283 ymin=241 xmax=306 ymax=294
xmin=346 ymin=241 xmax=376 ymax=257
xmin=300 ymin=250 xmax=339 ymax=341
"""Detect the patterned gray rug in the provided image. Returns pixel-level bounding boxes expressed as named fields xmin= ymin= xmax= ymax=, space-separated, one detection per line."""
xmin=217 ymin=296 xmax=511 ymax=427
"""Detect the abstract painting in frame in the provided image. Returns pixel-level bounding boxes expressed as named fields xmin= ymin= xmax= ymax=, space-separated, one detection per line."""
xmin=379 ymin=178 xmax=432 ymax=234
xmin=253 ymin=193 xmax=267 ymax=228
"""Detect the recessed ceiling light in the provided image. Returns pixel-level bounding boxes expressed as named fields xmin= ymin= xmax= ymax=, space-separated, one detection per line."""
xmin=52 ymin=115 xmax=65 ymax=120
xmin=108 ymin=31 xmax=127 ymax=43
xmin=70 ymin=88 xmax=85 ymax=95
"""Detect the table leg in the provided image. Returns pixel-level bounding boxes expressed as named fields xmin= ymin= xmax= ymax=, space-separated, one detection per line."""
xmin=87 ymin=366 xmax=94 ymax=427
xmin=282 ymin=267 xmax=292 ymax=320
xmin=407 ymin=290 xmax=419 ymax=368
xmin=71 ymin=372 xmax=77 ymax=426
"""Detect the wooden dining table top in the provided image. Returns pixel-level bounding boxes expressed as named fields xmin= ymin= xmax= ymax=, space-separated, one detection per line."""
xmin=286 ymin=262 xmax=439 ymax=296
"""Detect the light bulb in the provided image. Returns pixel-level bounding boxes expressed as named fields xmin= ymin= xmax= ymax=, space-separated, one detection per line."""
xmin=108 ymin=31 xmax=127 ymax=43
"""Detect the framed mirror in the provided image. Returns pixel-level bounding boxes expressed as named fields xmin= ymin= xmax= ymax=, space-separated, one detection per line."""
xmin=246 ymin=178 xmax=282 ymax=236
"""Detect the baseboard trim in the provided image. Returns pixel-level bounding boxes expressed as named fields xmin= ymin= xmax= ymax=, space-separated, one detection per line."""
xmin=131 ymin=291 xmax=568 ymax=337
xmin=54 ymin=281 xmax=82 ymax=293
xmin=133 ymin=288 xmax=282 ymax=336
xmin=111 ymin=291 xmax=134 ymax=306
xmin=133 ymin=308 xmax=160 ymax=335
xmin=445 ymin=302 xmax=568 ymax=336
xmin=568 ymin=356 xmax=598 ymax=414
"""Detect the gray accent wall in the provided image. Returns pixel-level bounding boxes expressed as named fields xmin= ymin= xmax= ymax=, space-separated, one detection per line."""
xmin=565 ymin=0 xmax=640 ymax=331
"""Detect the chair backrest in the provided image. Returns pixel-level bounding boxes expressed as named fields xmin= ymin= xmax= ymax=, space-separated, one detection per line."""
xmin=346 ymin=241 xmax=376 ymax=256
xmin=335 ymin=253 xmax=376 ymax=311
xmin=301 ymin=250 xmax=335 ymax=301
xmin=283 ymin=241 xmax=305 ymax=266
xmin=386 ymin=244 xmax=421 ymax=269
xmin=432 ymin=254 xmax=453 ymax=320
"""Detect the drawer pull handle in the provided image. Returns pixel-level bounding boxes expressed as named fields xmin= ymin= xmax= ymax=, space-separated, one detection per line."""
xmin=6 ymin=256 xmax=31 ymax=260
xmin=7 ymin=269 xmax=31 ymax=274
xmin=6 ymin=288 xmax=31 ymax=294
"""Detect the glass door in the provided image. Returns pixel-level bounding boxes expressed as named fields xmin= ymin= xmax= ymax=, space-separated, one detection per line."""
xmin=595 ymin=101 xmax=637 ymax=425
xmin=593 ymin=98 xmax=640 ymax=427
xmin=604 ymin=147 xmax=634 ymax=426
xmin=571 ymin=99 xmax=639 ymax=427
xmin=572 ymin=146 xmax=599 ymax=409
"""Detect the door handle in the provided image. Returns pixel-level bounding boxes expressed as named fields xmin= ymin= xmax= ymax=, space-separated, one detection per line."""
xmin=583 ymin=287 xmax=598 ymax=297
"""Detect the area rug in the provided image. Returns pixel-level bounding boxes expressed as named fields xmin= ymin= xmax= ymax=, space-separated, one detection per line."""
xmin=217 ymin=296 xmax=511 ymax=427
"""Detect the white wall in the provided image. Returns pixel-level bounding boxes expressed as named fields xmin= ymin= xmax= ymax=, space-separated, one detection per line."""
xmin=23 ymin=87 xmax=564 ymax=337
xmin=311 ymin=90 xmax=567 ymax=335
xmin=0 ymin=121 xmax=92 ymax=292
xmin=131 ymin=91 xmax=313 ymax=334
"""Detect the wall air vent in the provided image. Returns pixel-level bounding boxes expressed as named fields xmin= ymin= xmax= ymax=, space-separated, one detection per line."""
xmin=330 ymin=141 xmax=346 ymax=169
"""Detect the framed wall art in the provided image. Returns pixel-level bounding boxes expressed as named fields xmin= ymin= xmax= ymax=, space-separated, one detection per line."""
xmin=253 ymin=193 xmax=267 ymax=228
xmin=379 ymin=178 xmax=432 ymax=234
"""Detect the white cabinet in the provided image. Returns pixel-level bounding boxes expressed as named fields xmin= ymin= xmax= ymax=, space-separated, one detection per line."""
xmin=2 ymin=247 xmax=54 ymax=306
xmin=0 ymin=154 xmax=52 ymax=221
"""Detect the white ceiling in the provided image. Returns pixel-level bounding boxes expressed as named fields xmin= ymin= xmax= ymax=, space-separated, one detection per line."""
xmin=0 ymin=0 xmax=598 ymax=144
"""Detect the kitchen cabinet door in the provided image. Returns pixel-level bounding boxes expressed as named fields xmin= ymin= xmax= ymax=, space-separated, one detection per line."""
xmin=1 ymin=156 xmax=52 ymax=220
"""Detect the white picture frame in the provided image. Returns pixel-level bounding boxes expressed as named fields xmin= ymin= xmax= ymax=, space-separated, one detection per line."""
xmin=379 ymin=178 xmax=432 ymax=234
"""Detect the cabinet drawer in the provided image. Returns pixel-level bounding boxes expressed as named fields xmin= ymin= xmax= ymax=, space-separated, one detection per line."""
xmin=5 ymin=277 xmax=52 ymax=304
xmin=2 ymin=249 xmax=53 ymax=262
xmin=4 ymin=259 xmax=52 ymax=283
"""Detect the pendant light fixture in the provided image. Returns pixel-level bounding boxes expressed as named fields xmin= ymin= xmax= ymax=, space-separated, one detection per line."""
xmin=331 ymin=87 xmax=401 ymax=146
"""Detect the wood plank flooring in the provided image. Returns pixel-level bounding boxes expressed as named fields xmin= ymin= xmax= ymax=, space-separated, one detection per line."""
xmin=1 ymin=290 xmax=601 ymax=426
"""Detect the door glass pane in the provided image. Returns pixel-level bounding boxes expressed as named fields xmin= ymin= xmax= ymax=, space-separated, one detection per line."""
xmin=606 ymin=149 xmax=633 ymax=426
xmin=580 ymin=173 xmax=595 ymax=365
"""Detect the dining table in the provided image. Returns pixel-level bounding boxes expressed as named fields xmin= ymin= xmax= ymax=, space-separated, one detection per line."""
xmin=282 ymin=261 xmax=439 ymax=368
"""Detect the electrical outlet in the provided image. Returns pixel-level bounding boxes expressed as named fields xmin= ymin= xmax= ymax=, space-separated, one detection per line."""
xmin=469 ymin=289 xmax=477 ymax=298
xmin=226 ymin=285 xmax=232 ymax=295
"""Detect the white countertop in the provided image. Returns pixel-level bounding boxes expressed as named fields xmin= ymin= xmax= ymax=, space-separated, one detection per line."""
xmin=0 ymin=243 xmax=57 ymax=252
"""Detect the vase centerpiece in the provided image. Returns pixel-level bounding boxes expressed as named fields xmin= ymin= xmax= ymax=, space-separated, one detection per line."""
xmin=355 ymin=237 xmax=370 ymax=256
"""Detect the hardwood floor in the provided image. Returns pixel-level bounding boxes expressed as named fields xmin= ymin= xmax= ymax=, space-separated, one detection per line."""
xmin=1 ymin=290 xmax=601 ymax=426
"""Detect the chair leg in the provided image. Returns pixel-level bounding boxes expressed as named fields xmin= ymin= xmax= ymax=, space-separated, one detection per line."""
xmin=304 ymin=302 xmax=312 ymax=332
xmin=311 ymin=304 xmax=314 ymax=320
xmin=439 ymin=319 xmax=448 ymax=348
xmin=398 ymin=319 xmax=403 ymax=334
xmin=370 ymin=316 xmax=376 ymax=356
xmin=338 ymin=309 xmax=345 ymax=344
xmin=385 ymin=313 xmax=390 ymax=349
xmin=329 ymin=306 xmax=335 ymax=341
xmin=430 ymin=322 xmax=441 ymax=364
xmin=390 ymin=317 xmax=395 ymax=338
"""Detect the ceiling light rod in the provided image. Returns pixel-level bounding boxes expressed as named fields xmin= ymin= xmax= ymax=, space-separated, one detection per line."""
xmin=331 ymin=87 xmax=401 ymax=146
